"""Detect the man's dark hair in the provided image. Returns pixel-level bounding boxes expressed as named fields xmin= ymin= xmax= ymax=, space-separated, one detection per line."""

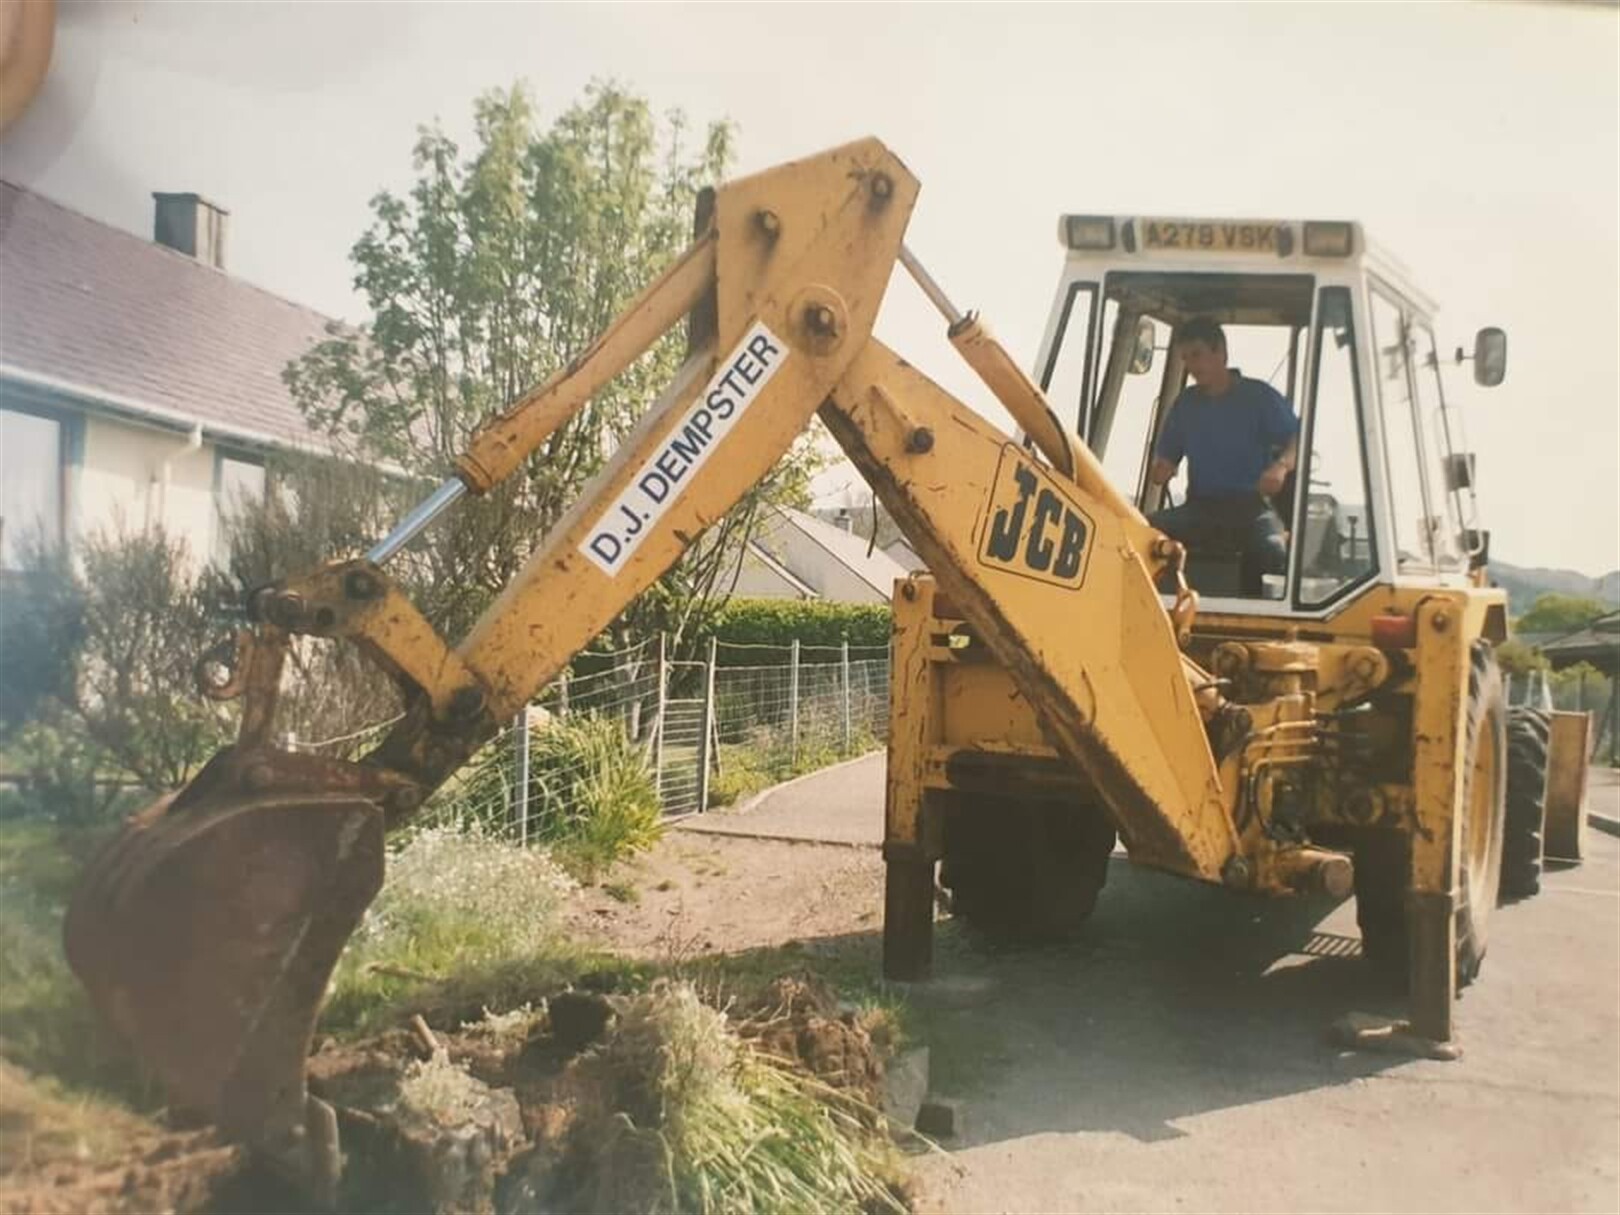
xmin=1177 ymin=316 xmax=1226 ymax=351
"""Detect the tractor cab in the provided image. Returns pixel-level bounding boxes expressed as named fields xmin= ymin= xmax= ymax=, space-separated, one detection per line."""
xmin=1033 ymin=215 xmax=1505 ymax=617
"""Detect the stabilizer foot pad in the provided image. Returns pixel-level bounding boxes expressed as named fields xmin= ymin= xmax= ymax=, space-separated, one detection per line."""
xmin=1328 ymin=1012 xmax=1462 ymax=1061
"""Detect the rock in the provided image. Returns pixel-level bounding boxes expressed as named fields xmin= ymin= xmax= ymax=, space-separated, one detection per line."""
xmin=915 ymin=1097 xmax=962 ymax=1139
xmin=883 ymin=1046 xmax=930 ymax=1133
xmin=394 ymin=1076 xmax=525 ymax=1213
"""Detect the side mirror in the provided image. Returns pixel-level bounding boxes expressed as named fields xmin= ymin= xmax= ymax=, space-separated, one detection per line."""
xmin=1128 ymin=317 xmax=1156 ymax=375
xmin=1466 ymin=327 xmax=1506 ymax=387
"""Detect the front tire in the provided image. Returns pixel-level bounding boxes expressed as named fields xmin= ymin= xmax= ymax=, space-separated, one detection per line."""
xmin=1354 ymin=642 xmax=1505 ymax=990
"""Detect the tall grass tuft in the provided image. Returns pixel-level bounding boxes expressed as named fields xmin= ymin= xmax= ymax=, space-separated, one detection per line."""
xmin=444 ymin=714 xmax=663 ymax=880
xmin=562 ymin=981 xmax=906 ymax=1215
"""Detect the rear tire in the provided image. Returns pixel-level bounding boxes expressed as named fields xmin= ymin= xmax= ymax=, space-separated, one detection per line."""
xmin=942 ymin=795 xmax=1116 ymax=943
xmin=1500 ymin=706 xmax=1550 ymax=901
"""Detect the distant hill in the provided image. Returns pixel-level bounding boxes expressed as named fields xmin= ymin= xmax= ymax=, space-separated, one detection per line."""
xmin=1489 ymin=560 xmax=1620 ymax=618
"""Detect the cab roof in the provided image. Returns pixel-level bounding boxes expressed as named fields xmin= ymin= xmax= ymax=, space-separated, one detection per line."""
xmin=1056 ymin=214 xmax=1437 ymax=317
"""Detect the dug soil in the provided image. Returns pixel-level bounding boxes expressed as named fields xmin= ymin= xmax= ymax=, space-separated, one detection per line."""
xmin=0 ymin=830 xmax=893 ymax=1215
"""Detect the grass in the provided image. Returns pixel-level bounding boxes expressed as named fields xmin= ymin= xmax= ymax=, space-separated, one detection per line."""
xmin=0 ymin=821 xmax=155 ymax=1105
xmin=322 ymin=825 xmax=597 ymax=1037
xmin=603 ymin=880 xmax=641 ymax=905
xmin=559 ymin=981 xmax=907 ymax=1215
xmin=437 ymin=715 xmax=665 ymax=882
xmin=0 ymin=1058 xmax=156 ymax=1175
xmin=708 ymin=732 xmax=881 ymax=810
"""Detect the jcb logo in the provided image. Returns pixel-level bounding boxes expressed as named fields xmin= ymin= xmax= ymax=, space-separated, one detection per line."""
xmin=976 ymin=445 xmax=1093 ymax=589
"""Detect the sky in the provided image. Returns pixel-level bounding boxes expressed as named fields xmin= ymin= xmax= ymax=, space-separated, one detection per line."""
xmin=2 ymin=1 xmax=1616 ymax=576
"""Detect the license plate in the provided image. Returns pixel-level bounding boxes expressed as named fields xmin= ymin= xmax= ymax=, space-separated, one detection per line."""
xmin=1140 ymin=219 xmax=1283 ymax=253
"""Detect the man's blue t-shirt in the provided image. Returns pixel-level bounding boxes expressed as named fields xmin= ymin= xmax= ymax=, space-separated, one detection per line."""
xmin=1154 ymin=371 xmax=1299 ymax=499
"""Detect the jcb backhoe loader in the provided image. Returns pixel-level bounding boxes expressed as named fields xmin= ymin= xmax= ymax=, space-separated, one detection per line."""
xmin=64 ymin=138 xmax=1586 ymax=1196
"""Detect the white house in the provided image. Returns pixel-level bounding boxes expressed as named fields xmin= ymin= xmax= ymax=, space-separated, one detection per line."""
xmin=0 ymin=183 xmax=338 ymax=571
xmin=733 ymin=505 xmax=910 ymax=605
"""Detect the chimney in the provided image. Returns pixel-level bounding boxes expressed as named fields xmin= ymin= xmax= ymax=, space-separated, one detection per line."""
xmin=153 ymin=192 xmax=228 ymax=269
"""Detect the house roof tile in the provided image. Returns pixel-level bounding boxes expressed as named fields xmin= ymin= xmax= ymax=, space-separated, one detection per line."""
xmin=0 ymin=179 xmax=337 ymax=450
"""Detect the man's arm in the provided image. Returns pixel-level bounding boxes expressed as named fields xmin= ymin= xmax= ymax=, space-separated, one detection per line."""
xmin=1150 ymin=401 xmax=1185 ymax=487
xmin=1256 ymin=387 xmax=1300 ymax=496
xmin=1256 ymin=436 xmax=1297 ymax=496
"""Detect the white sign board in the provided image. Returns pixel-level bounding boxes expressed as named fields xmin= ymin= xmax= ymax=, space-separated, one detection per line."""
xmin=581 ymin=321 xmax=789 ymax=576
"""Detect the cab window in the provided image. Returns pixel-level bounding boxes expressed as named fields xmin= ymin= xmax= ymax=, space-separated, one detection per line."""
xmin=1296 ymin=287 xmax=1376 ymax=607
xmin=1036 ymin=280 xmax=1098 ymax=436
xmin=1082 ymin=273 xmax=1311 ymax=516
xmin=1411 ymin=322 xmax=1465 ymax=569
xmin=1367 ymin=286 xmax=1436 ymax=572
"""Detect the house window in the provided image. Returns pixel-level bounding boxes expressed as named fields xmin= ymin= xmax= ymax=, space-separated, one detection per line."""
xmin=213 ymin=451 xmax=266 ymax=563
xmin=1 ymin=408 xmax=64 ymax=570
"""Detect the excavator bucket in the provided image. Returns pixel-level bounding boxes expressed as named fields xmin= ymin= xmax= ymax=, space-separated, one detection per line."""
xmin=63 ymin=746 xmax=388 ymax=1192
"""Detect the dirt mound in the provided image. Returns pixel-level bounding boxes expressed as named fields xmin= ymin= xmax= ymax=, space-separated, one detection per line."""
xmin=0 ymin=1060 xmax=247 ymax=1215
xmin=302 ymin=978 xmax=897 ymax=1213
xmin=735 ymin=972 xmax=887 ymax=1105
xmin=2 ymin=972 xmax=897 ymax=1215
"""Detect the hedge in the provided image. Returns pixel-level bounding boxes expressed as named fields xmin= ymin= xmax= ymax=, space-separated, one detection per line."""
xmin=699 ymin=598 xmax=892 ymax=661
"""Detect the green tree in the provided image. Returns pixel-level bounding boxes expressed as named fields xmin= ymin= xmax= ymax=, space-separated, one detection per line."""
xmin=284 ymin=81 xmax=819 ymax=654
xmin=1514 ymin=593 xmax=1611 ymax=636
xmin=1492 ymin=638 xmax=1548 ymax=679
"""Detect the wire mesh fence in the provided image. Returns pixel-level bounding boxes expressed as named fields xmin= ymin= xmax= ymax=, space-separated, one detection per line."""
xmin=294 ymin=634 xmax=893 ymax=844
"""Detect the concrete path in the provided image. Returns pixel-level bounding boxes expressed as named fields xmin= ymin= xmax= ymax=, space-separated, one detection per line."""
xmin=674 ymin=750 xmax=886 ymax=847
xmin=677 ymin=756 xmax=1620 ymax=1213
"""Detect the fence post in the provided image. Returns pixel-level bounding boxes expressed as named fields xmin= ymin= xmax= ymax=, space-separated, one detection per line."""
xmin=1577 ymin=670 xmax=1587 ymax=712
xmin=654 ymin=634 xmax=669 ymax=800
xmin=789 ymin=638 xmax=801 ymax=765
xmin=514 ymin=706 xmax=531 ymax=847
xmin=697 ymin=636 xmax=718 ymax=812
xmin=841 ymin=639 xmax=852 ymax=755
xmin=1600 ymin=677 xmax=1613 ymax=771
xmin=559 ymin=671 xmax=570 ymax=716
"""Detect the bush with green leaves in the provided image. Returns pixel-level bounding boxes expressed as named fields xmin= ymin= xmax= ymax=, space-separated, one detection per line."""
xmin=438 ymin=713 xmax=663 ymax=880
xmin=698 ymin=599 xmax=892 ymax=661
xmin=0 ymin=527 xmax=236 ymax=820
xmin=0 ymin=715 xmax=126 ymax=825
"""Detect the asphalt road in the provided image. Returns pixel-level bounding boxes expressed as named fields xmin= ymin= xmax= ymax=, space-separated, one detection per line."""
xmin=696 ymin=763 xmax=1620 ymax=1213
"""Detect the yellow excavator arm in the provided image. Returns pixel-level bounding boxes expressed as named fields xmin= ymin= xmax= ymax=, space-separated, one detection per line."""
xmin=64 ymin=138 xmax=1335 ymax=1195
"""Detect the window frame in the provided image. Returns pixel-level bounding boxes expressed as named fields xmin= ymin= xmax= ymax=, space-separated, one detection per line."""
xmin=1036 ymin=279 xmax=1100 ymax=438
xmin=211 ymin=447 xmax=268 ymax=566
xmin=0 ymin=401 xmax=77 ymax=573
xmin=1366 ymin=276 xmax=1440 ymax=575
xmin=1292 ymin=285 xmax=1381 ymax=611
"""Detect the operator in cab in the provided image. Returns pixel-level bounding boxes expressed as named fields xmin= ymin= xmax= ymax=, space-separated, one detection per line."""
xmin=1147 ymin=317 xmax=1298 ymax=596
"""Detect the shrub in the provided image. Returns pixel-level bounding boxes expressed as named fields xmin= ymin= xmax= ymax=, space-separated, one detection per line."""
xmin=436 ymin=714 xmax=663 ymax=880
xmin=0 ymin=715 xmax=128 ymax=825
xmin=698 ymin=599 xmax=892 ymax=662
xmin=0 ymin=550 xmax=83 ymax=742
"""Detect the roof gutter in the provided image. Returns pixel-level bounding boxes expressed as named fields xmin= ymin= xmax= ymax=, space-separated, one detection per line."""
xmin=0 ymin=362 xmax=412 ymax=479
xmin=0 ymin=361 xmax=319 ymax=453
